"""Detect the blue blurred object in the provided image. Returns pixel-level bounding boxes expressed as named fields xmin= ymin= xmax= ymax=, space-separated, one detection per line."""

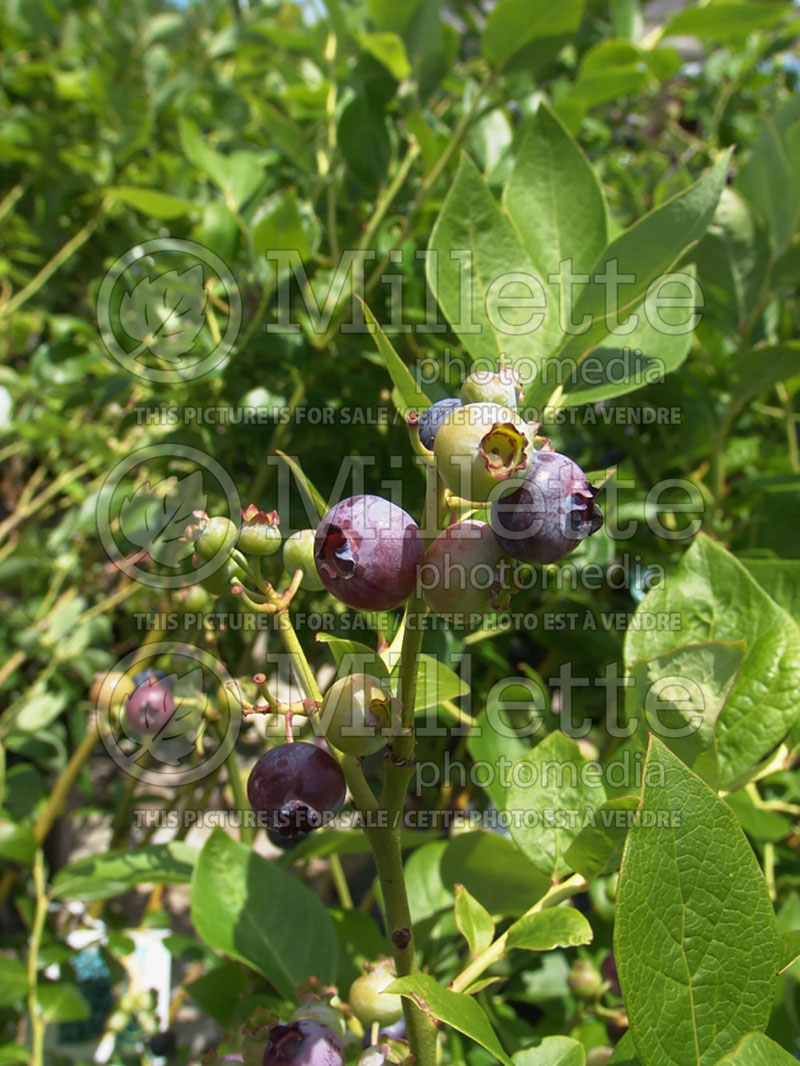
xmin=59 ymin=947 xmax=113 ymax=1044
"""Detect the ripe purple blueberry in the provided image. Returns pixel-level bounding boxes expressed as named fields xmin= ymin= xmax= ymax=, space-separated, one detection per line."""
xmin=319 ymin=674 xmax=400 ymax=757
xmin=125 ymin=671 xmax=176 ymax=734
xmin=419 ymin=520 xmax=506 ymax=620
xmin=262 ymin=1020 xmax=343 ymax=1066
xmin=247 ymin=742 xmax=346 ymax=838
xmin=434 ymin=402 xmax=534 ymax=501
xmin=314 ymin=496 xmax=424 ymax=612
xmin=417 ymin=397 xmax=462 ymax=451
xmin=490 ymin=450 xmax=603 ymax=564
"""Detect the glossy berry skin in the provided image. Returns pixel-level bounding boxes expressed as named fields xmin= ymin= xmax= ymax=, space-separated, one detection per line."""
xmin=314 ymin=496 xmax=424 ymax=612
xmin=262 ymin=1020 xmax=343 ymax=1066
xmin=568 ymin=959 xmax=603 ymax=998
xmin=247 ymin=743 xmax=346 ymax=838
xmin=284 ymin=530 xmax=325 ymax=591
xmin=290 ymin=1002 xmax=346 ymax=1041
xmin=349 ymin=966 xmax=403 ymax=1027
xmin=420 ymin=520 xmax=505 ymax=620
xmin=417 ymin=397 xmax=462 ymax=451
xmin=434 ymin=403 xmax=533 ymax=502
xmin=125 ymin=674 xmax=176 ymax=734
xmin=194 ymin=516 xmax=238 ymax=562
xmin=319 ymin=674 xmax=399 ymax=757
xmin=490 ymin=451 xmax=603 ymax=564
xmin=238 ymin=523 xmax=281 ymax=557
xmin=460 ymin=367 xmax=520 ymax=409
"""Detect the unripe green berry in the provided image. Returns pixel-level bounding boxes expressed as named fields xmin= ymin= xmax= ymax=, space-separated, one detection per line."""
xmin=568 ymin=959 xmax=603 ymax=999
xmin=434 ymin=403 xmax=533 ymax=501
xmin=284 ymin=529 xmax=325 ymax=591
xmin=238 ymin=506 xmax=282 ymax=557
xmin=319 ymin=674 xmax=400 ymax=757
xmin=198 ymin=556 xmax=248 ymax=596
xmin=194 ymin=516 xmax=238 ymax=562
xmin=460 ymin=366 xmax=520 ymax=409
xmin=349 ymin=965 xmax=403 ymax=1027
xmin=181 ymin=584 xmax=212 ymax=612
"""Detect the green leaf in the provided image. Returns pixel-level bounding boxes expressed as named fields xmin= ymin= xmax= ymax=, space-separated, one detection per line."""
xmin=482 ymin=0 xmax=583 ymax=69
xmin=37 ymin=982 xmax=90 ymax=1023
xmin=626 ymin=639 xmax=747 ymax=788
xmin=186 ymin=961 xmax=250 ymax=1027
xmin=465 ymin=696 xmax=533 ymax=810
xmin=564 ymin=795 xmax=640 ymax=878
xmin=252 ymin=189 xmax=318 ymax=263
xmin=0 ymin=959 xmax=28 ymax=1007
xmin=526 ymin=151 xmax=730 ymax=410
xmin=624 ymin=535 xmax=800 ymax=787
xmin=9 ymin=690 xmax=67 ymax=734
xmin=739 ymin=97 xmax=800 ymax=255
xmin=505 ymin=908 xmax=593 ymax=952
xmin=107 ymin=186 xmax=197 ymax=219
xmin=559 ymin=268 xmax=696 ymax=405
xmin=358 ymin=31 xmax=411 ymax=80
xmin=0 ymin=818 xmax=35 ymax=864
xmin=389 ymin=974 xmax=514 ymax=1066
xmin=315 ymin=634 xmax=390 ymax=678
xmin=441 ymin=831 xmax=550 ymax=918
xmin=727 ymin=342 xmax=800 ymax=418
xmin=360 ymin=299 xmax=431 ymax=414
xmin=777 ymin=929 xmax=800 ymax=974
xmin=662 ymin=1 xmax=792 ymax=42
xmin=608 ymin=1032 xmax=643 ymax=1065
xmin=506 ymin=732 xmax=607 ymax=878
xmin=712 ymin=1031 xmax=799 ymax=1065
xmin=504 ymin=104 xmax=607 ymax=281
xmin=400 ymin=653 xmax=469 ymax=712
xmin=615 ymin=738 xmax=777 ymax=1066
xmin=274 ymin=450 xmax=328 ymax=519
xmin=725 ymin=790 xmax=791 ymax=843
xmin=405 ymin=840 xmax=453 ymax=924
xmin=513 ymin=1035 xmax=586 ymax=1065
xmin=693 ymin=188 xmax=770 ymax=332
xmin=190 ymin=829 xmax=337 ymax=1000
xmin=179 ymin=119 xmax=263 ymax=208
xmin=0 ymin=1042 xmax=30 ymax=1065
xmin=428 ymin=154 xmax=560 ymax=375
xmin=454 ymin=883 xmax=495 ymax=955
xmin=366 ymin=0 xmax=423 ymax=33
xmin=740 ymin=558 xmax=800 ymax=623
xmin=51 ymin=842 xmax=197 ymax=900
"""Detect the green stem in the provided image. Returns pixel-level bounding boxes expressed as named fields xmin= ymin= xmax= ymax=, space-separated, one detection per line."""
xmin=27 ymin=850 xmax=47 ymax=1066
xmin=329 ymin=853 xmax=353 ymax=909
xmin=217 ymin=718 xmax=254 ymax=845
xmin=0 ymin=209 xmax=103 ymax=319
xmin=0 ymin=717 xmax=101 ymax=907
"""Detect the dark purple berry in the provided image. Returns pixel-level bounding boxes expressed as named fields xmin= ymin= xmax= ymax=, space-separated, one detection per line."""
xmin=417 ymin=397 xmax=462 ymax=451
xmin=125 ymin=674 xmax=176 ymax=734
xmin=247 ymin=743 xmax=346 ymax=838
xmin=314 ymin=496 xmax=424 ymax=612
xmin=490 ymin=451 xmax=603 ymax=564
xmin=262 ymin=1020 xmax=343 ymax=1066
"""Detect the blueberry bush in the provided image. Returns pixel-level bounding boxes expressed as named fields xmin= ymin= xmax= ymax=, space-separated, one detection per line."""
xmin=1 ymin=1 xmax=800 ymax=1064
